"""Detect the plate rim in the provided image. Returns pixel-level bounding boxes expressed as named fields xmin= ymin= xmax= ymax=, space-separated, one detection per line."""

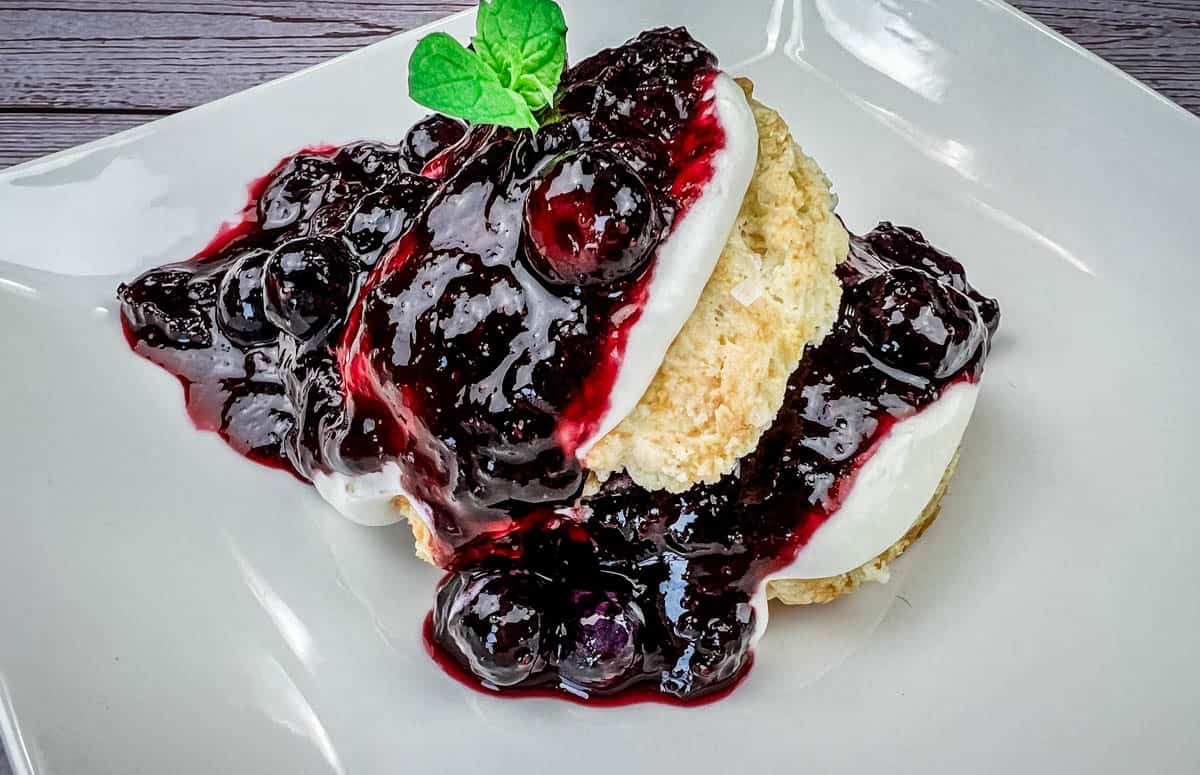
xmin=2 ymin=0 xmax=1197 ymax=185
xmin=2 ymin=2 xmax=1198 ymax=773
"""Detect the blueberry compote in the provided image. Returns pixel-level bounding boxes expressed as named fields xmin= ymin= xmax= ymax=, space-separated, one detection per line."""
xmin=117 ymin=26 xmax=1000 ymax=705
xmin=120 ymin=27 xmax=725 ymax=526
xmin=430 ymin=223 xmax=998 ymax=702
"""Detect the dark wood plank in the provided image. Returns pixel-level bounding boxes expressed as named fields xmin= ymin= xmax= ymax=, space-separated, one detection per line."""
xmin=1016 ymin=0 xmax=1200 ymax=110
xmin=1 ymin=1 xmax=1197 ymax=113
xmin=0 ymin=1 xmax=1199 ymax=170
xmin=0 ymin=110 xmax=162 ymax=167
xmin=0 ymin=1 xmax=473 ymax=111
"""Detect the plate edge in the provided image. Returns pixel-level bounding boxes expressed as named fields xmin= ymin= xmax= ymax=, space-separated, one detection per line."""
xmin=986 ymin=0 xmax=1200 ymax=128
xmin=4 ymin=1 xmax=1198 ymax=183
xmin=0 ymin=7 xmax=475 ymax=182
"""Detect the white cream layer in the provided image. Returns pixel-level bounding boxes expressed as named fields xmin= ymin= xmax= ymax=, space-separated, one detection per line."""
xmin=314 ymin=462 xmax=414 ymax=528
xmin=317 ymin=72 xmax=758 ymax=529
xmin=751 ymin=381 xmax=980 ymax=642
xmin=572 ymin=72 xmax=759 ymax=459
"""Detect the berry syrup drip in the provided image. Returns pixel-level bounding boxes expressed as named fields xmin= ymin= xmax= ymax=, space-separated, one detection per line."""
xmin=339 ymin=28 xmax=727 ymax=554
xmin=430 ymin=223 xmax=999 ymax=703
xmin=118 ymin=28 xmax=727 ymax=556
xmin=117 ymin=133 xmax=458 ymax=472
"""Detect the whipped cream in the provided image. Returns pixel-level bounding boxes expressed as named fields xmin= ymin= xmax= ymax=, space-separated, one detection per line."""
xmin=572 ymin=72 xmax=758 ymax=459
xmin=751 ymin=381 xmax=980 ymax=641
xmin=313 ymin=463 xmax=421 ymax=528
xmin=318 ymin=72 xmax=758 ymax=530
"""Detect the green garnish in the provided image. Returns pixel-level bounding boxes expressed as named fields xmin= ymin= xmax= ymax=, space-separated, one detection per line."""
xmin=408 ymin=0 xmax=567 ymax=131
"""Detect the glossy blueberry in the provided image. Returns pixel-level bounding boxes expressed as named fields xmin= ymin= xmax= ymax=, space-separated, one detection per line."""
xmin=437 ymin=567 xmax=546 ymax=688
xmin=417 ymin=123 xmax=502 ymax=181
xmin=257 ymin=154 xmax=338 ymax=231
xmin=848 ymin=267 xmax=985 ymax=380
xmin=522 ymin=149 xmax=662 ymax=287
xmin=862 ymin=222 xmax=968 ymax=292
xmin=400 ymin=114 xmax=468 ymax=173
xmin=660 ymin=590 xmax=754 ymax=699
xmin=335 ymin=142 xmax=404 ymax=187
xmin=558 ymin=588 xmax=644 ymax=692
xmin=262 ymin=236 xmax=356 ymax=340
xmin=216 ymin=248 xmax=277 ymax=345
xmin=118 ymin=267 xmax=214 ymax=348
xmin=341 ymin=174 xmax=436 ymax=261
xmin=534 ymin=117 xmax=595 ymax=156
xmin=305 ymin=191 xmax=362 ymax=236
xmin=595 ymin=79 xmax=688 ymax=141
xmin=874 ymin=225 xmax=1001 ymax=338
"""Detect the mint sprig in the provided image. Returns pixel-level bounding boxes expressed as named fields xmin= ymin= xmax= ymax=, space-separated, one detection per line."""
xmin=408 ymin=0 xmax=567 ymax=131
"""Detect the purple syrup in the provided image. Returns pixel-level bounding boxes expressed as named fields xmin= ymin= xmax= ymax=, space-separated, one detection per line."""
xmin=120 ymin=28 xmax=727 ymax=547
xmin=117 ymin=142 xmax=440 ymax=476
xmin=428 ymin=224 xmax=998 ymax=703
xmin=116 ymin=27 xmax=1000 ymax=704
xmin=422 ymin=612 xmax=751 ymax=707
xmin=338 ymin=38 xmax=730 ymax=558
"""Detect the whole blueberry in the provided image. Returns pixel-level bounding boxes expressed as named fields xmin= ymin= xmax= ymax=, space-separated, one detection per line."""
xmin=849 ymin=266 xmax=985 ymax=380
xmin=334 ymin=142 xmax=405 ymax=187
xmin=863 ymin=222 xmax=969 ymax=292
xmin=534 ymin=117 xmax=595 ymax=157
xmin=557 ymin=588 xmax=644 ymax=692
xmin=257 ymin=154 xmax=338 ymax=231
xmin=216 ymin=248 xmax=277 ymax=345
xmin=522 ymin=148 xmax=663 ymax=287
xmin=437 ymin=567 xmax=547 ymax=688
xmin=341 ymin=174 xmax=436 ymax=261
xmin=262 ymin=236 xmax=357 ymax=340
xmin=400 ymin=114 xmax=468 ymax=172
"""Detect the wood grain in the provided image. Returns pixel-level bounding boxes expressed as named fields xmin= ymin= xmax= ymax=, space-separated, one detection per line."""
xmin=0 ymin=110 xmax=155 ymax=162
xmin=0 ymin=1 xmax=473 ymax=111
xmin=1018 ymin=0 xmax=1200 ymax=108
xmin=0 ymin=1 xmax=1198 ymax=169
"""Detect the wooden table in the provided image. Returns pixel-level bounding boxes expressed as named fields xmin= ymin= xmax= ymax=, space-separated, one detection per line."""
xmin=1 ymin=0 xmax=1198 ymax=170
xmin=0 ymin=0 xmax=1197 ymax=771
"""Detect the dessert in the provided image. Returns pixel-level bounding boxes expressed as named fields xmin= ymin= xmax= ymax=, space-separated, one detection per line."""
xmin=116 ymin=0 xmax=999 ymax=704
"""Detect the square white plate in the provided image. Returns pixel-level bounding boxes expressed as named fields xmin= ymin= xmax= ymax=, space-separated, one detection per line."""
xmin=2 ymin=1 xmax=1198 ymax=772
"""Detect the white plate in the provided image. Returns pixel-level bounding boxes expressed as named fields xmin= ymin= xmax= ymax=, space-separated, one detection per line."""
xmin=2 ymin=1 xmax=1198 ymax=772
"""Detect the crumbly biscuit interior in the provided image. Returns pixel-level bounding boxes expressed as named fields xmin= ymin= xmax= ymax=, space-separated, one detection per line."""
xmin=584 ymin=80 xmax=848 ymax=492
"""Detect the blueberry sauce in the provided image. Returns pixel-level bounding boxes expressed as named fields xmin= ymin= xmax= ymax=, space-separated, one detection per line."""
xmin=429 ymin=224 xmax=998 ymax=702
xmin=117 ymin=144 xmax=444 ymax=475
xmin=120 ymin=27 xmax=727 ymax=542
xmin=116 ymin=27 xmax=1000 ymax=704
xmin=422 ymin=612 xmax=751 ymax=707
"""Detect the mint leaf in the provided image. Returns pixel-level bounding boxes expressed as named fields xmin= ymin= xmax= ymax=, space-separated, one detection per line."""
xmin=473 ymin=0 xmax=567 ymax=112
xmin=408 ymin=32 xmax=538 ymax=131
xmin=407 ymin=0 xmax=567 ymax=131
